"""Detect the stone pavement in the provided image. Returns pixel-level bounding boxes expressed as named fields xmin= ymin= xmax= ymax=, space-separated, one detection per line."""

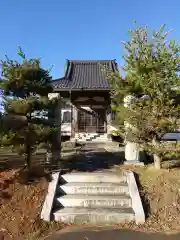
xmin=62 ymin=142 xmax=124 ymax=172
xmin=44 ymin=227 xmax=180 ymax=240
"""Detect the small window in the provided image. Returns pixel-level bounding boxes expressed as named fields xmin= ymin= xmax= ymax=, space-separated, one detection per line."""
xmin=62 ymin=111 xmax=71 ymax=123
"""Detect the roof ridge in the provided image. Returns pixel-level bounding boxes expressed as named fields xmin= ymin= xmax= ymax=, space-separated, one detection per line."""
xmin=68 ymin=59 xmax=116 ymax=63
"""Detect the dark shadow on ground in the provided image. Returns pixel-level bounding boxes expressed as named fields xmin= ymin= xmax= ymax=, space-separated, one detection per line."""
xmin=60 ymin=143 xmax=150 ymax=173
xmin=0 ymin=166 xmax=52 ymax=187
xmin=0 ymin=152 xmax=47 ymax=171
xmin=17 ymin=167 xmax=52 ymax=184
xmin=0 ymin=184 xmax=12 ymax=202
xmin=111 ymin=135 xmax=124 ymax=143
xmin=44 ymin=227 xmax=180 ymax=240
xmin=162 ymin=153 xmax=180 ymax=169
xmin=61 ymin=136 xmax=71 ymax=142
xmin=138 ymin=151 xmax=180 ymax=169
xmin=62 ymin=149 xmax=77 ymax=153
xmin=60 ymin=145 xmax=125 ymax=173
xmin=0 ymin=149 xmax=54 ymax=186
xmin=0 ymin=175 xmax=15 ymax=202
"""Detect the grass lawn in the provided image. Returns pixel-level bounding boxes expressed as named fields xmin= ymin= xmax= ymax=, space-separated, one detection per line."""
xmin=1 ymin=154 xmax=180 ymax=238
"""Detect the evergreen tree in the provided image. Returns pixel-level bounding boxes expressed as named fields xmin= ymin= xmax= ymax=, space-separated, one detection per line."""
xmin=108 ymin=24 xmax=180 ymax=168
xmin=0 ymin=47 xmax=57 ymax=169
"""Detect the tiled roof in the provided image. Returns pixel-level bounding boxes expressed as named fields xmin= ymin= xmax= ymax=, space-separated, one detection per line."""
xmin=52 ymin=60 xmax=118 ymax=91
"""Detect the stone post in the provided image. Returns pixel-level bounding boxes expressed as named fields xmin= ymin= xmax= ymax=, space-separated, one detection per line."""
xmin=123 ymin=95 xmax=142 ymax=165
xmin=106 ymin=104 xmax=111 ymax=138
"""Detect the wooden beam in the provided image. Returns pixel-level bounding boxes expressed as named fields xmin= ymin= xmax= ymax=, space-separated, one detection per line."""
xmin=73 ymin=99 xmax=108 ymax=106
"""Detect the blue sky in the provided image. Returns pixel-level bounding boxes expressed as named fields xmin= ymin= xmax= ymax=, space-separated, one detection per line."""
xmin=0 ymin=0 xmax=179 ymax=79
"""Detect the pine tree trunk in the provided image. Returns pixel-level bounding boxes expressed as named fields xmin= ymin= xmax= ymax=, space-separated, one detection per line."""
xmin=153 ymin=154 xmax=161 ymax=169
xmin=152 ymin=138 xmax=161 ymax=169
xmin=25 ymin=114 xmax=32 ymax=171
xmin=25 ymin=145 xmax=32 ymax=170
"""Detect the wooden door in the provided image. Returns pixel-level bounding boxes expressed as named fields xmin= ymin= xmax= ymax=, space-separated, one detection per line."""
xmin=78 ymin=108 xmax=106 ymax=133
xmin=78 ymin=111 xmax=97 ymax=132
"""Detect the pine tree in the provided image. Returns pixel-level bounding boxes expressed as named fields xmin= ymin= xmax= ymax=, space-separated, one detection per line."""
xmin=108 ymin=24 xmax=180 ymax=168
xmin=0 ymin=48 xmax=58 ymax=169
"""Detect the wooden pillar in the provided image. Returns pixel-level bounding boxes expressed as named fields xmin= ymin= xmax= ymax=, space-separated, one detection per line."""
xmin=106 ymin=104 xmax=111 ymax=134
xmin=71 ymin=104 xmax=75 ymax=137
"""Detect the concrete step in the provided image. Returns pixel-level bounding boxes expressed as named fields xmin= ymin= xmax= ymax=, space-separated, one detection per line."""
xmin=58 ymin=182 xmax=129 ymax=195
xmin=96 ymin=136 xmax=108 ymax=138
xmin=86 ymin=138 xmax=109 ymax=141
xmin=60 ymin=172 xmax=127 ymax=183
xmin=89 ymin=141 xmax=109 ymax=142
xmin=53 ymin=207 xmax=135 ymax=224
xmin=77 ymin=135 xmax=107 ymax=138
xmin=74 ymin=135 xmax=108 ymax=140
xmin=77 ymin=138 xmax=109 ymax=141
xmin=76 ymin=140 xmax=112 ymax=143
xmin=95 ymin=138 xmax=109 ymax=140
xmin=75 ymin=133 xmax=107 ymax=136
xmin=56 ymin=195 xmax=131 ymax=208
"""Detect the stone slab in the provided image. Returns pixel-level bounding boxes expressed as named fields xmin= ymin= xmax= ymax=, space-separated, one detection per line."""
xmin=59 ymin=182 xmax=129 ymax=195
xmin=61 ymin=172 xmax=127 ymax=183
xmin=56 ymin=194 xmax=131 ymax=208
xmin=124 ymin=160 xmax=144 ymax=166
xmin=126 ymin=171 xmax=145 ymax=224
xmin=40 ymin=172 xmax=60 ymax=221
xmin=53 ymin=207 xmax=134 ymax=224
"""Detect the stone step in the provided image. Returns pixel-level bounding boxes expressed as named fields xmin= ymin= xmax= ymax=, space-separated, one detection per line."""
xmin=75 ymin=133 xmax=107 ymax=136
xmin=86 ymin=138 xmax=109 ymax=141
xmin=76 ymin=140 xmax=112 ymax=143
xmin=78 ymin=135 xmax=107 ymax=138
xmin=56 ymin=195 xmax=131 ymax=208
xmin=95 ymin=138 xmax=109 ymax=140
xmin=86 ymin=137 xmax=108 ymax=140
xmin=53 ymin=207 xmax=135 ymax=224
xmin=77 ymin=138 xmax=109 ymax=141
xmin=75 ymin=135 xmax=108 ymax=140
xmin=60 ymin=172 xmax=127 ymax=183
xmin=58 ymin=182 xmax=129 ymax=195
